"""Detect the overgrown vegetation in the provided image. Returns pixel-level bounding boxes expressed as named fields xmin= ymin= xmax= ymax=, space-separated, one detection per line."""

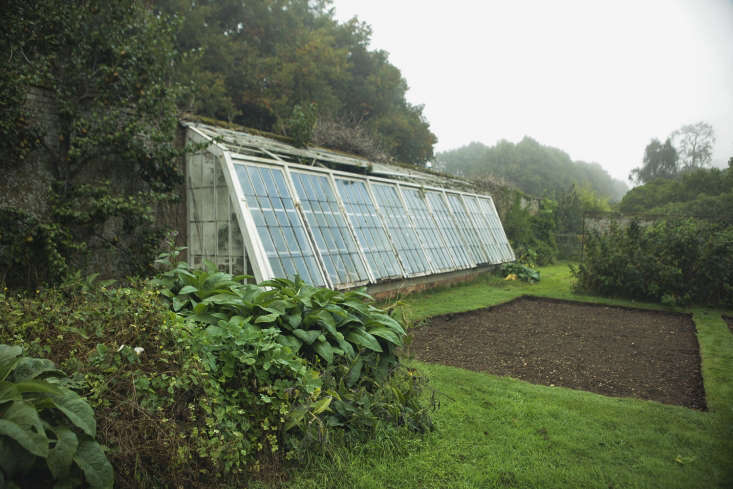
xmin=0 ymin=345 xmax=113 ymax=489
xmin=619 ymin=158 xmax=733 ymax=222
xmin=1 ymin=0 xmax=193 ymax=288
xmin=572 ymin=218 xmax=733 ymax=306
xmin=0 ymin=260 xmax=432 ymax=488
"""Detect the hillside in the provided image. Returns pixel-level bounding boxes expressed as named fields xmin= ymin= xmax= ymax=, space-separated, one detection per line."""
xmin=435 ymin=137 xmax=628 ymax=201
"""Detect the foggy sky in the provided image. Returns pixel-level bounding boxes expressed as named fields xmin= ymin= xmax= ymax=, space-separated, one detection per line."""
xmin=332 ymin=0 xmax=733 ymax=184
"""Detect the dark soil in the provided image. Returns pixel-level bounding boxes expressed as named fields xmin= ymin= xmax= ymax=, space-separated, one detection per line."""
xmin=409 ymin=296 xmax=706 ymax=410
xmin=723 ymin=315 xmax=733 ymax=335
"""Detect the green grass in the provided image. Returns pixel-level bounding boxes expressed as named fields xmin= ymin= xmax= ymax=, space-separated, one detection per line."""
xmin=280 ymin=263 xmax=733 ymax=489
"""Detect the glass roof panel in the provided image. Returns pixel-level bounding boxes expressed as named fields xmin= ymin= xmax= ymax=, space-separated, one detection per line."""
xmin=462 ymin=195 xmax=502 ymax=263
xmin=335 ymin=178 xmax=403 ymax=280
xmin=370 ymin=183 xmax=431 ymax=276
xmin=291 ymin=171 xmax=369 ymax=286
xmin=401 ymin=187 xmax=455 ymax=272
xmin=426 ymin=191 xmax=473 ymax=269
xmin=446 ymin=193 xmax=491 ymax=264
xmin=478 ymin=197 xmax=515 ymax=262
xmin=234 ymin=164 xmax=325 ymax=285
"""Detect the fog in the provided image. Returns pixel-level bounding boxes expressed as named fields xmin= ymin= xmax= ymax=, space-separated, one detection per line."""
xmin=332 ymin=0 xmax=733 ymax=183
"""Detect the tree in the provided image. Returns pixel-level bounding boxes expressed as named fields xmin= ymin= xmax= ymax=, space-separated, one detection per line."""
xmin=671 ymin=121 xmax=716 ymax=170
xmin=153 ymin=0 xmax=437 ymax=165
xmin=629 ymin=138 xmax=679 ymax=184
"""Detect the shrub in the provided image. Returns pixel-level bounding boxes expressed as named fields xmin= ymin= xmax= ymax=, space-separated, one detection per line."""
xmin=572 ymin=218 xmax=733 ymax=306
xmin=1 ymin=262 xmax=433 ymax=488
xmin=0 ymin=345 xmax=113 ymax=489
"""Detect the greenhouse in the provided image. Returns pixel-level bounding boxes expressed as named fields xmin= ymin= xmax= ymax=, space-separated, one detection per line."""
xmin=184 ymin=122 xmax=515 ymax=291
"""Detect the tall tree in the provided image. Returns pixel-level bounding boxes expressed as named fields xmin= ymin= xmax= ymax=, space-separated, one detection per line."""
xmin=153 ymin=0 xmax=437 ymax=165
xmin=629 ymin=138 xmax=679 ymax=184
xmin=671 ymin=121 xmax=716 ymax=170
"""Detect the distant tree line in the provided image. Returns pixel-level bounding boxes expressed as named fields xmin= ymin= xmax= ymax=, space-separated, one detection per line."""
xmin=434 ymin=137 xmax=628 ymax=202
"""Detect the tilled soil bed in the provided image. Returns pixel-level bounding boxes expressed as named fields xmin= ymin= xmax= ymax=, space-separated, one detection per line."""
xmin=409 ymin=296 xmax=706 ymax=409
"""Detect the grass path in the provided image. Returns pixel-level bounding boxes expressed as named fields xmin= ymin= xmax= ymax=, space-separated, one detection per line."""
xmin=282 ymin=263 xmax=733 ymax=489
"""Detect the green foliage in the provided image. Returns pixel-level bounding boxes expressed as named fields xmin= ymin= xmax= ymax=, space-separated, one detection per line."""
xmin=285 ymin=103 xmax=318 ymax=148
xmin=503 ymin=196 xmax=558 ymax=266
xmin=0 ymin=208 xmax=71 ymax=288
xmin=572 ymin=218 xmax=733 ymax=306
xmin=1 ymin=0 xmax=191 ymax=289
xmin=435 ymin=138 xmax=628 ymax=202
xmin=1 ymin=262 xmax=432 ymax=487
xmin=155 ymin=0 xmax=436 ymax=165
xmin=154 ymin=261 xmax=433 ymax=439
xmin=499 ymin=263 xmax=540 ymax=283
xmin=0 ymin=345 xmax=113 ymax=489
xmin=618 ymin=164 xmax=733 ymax=224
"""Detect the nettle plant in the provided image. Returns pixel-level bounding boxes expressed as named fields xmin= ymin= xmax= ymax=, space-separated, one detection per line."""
xmin=0 ymin=345 xmax=113 ymax=489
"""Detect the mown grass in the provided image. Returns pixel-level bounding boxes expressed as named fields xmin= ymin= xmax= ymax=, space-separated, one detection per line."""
xmin=279 ymin=263 xmax=733 ymax=489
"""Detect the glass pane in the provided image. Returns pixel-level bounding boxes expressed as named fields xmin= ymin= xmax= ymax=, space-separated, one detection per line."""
xmin=463 ymin=195 xmax=502 ymax=264
xmin=291 ymin=172 xmax=369 ymax=286
xmin=370 ymin=183 xmax=431 ymax=276
xmin=233 ymin=163 xmax=325 ymax=285
xmin=446 ymin=193 xmax=490 ymax=264
xmin=335 ymin=178 xmax=403 ymax=280
xmin=401 ymin=187 xmax=455 ymax=272
xmin=426 ymin=191 xmax=473 ymax=269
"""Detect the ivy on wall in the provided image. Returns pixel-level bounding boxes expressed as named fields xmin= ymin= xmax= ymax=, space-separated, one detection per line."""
xmin=0 ymin=1 xmax=195 ymax=288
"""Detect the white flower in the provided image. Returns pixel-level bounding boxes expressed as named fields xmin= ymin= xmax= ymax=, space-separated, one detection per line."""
xmin=133 ymin=347 xmax=144 ymax=356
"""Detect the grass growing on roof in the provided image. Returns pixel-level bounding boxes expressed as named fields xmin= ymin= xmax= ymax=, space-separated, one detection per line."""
xmin=282 ymin=263 xmax=733 ymax=489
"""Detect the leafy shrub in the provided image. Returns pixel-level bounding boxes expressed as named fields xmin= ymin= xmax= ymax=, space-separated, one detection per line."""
xmin=1 ymin=262 xmax=433 ymax=488
xmin=154 ymin=261 xmax=433 ymax=442
xmin=0 ymin=345 xmax=113 ymax=489
xmin=572 ymin=218 xmax=733 ymax=306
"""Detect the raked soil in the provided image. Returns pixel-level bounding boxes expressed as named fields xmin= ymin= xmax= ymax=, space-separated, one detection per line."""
xmin=408 ymin=296 xmax=706 ymax=409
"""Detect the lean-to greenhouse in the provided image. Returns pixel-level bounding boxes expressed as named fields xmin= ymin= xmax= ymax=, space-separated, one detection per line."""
xmin=184 ymin=122 xmax=514 ymax=293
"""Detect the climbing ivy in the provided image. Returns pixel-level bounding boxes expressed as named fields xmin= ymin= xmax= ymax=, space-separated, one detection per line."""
xmin=1 ymin=1 xmax=194 ymax=288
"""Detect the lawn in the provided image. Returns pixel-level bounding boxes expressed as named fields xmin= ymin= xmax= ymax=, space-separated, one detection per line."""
xmin=279 ymin=263 xmax=733 ymax=489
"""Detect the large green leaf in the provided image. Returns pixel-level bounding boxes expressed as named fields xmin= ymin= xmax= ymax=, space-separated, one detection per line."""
xmin=0 ymin=382 xmax=21 ymax=405
xmin=12 ymin=357 xmax=64 ymax=382
xmin=50 ymin=388 xmax=96 ymax=438
xmin=346 ymin=356 xmax=363 ymax=387
xmin=0 ymin=401 xmax=49 ymax=457
xmin=46 ymin=425 xmax=79 ymax=480
xmin=336 ymin=338 xmax=355 ymax=359
xmin=305 ymin=309 xmax=337 ymax=336
xmin=177 ymin=285 xmax=198 ymax=295
xmin=277 ymin=335 xmax=303 ymax=353
xmin=345 ymin=329 xmax=382 ymax=353
xmin=292 ymin=329 xmax=321 ymax=345
xmin=367 ymin=327 xmax=402 ymax=346
xmin=311 ymin=396 xmax=332 ymax=415
xmin=74 ymin=440 xmax=113 ymax=489
xmin=0 ymin=345 xmax=23 ymax=382
xmin=368 ymin=313 xmax=406 ymax=335
xmin=313 ymin=342 xmax=334 ymax=364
